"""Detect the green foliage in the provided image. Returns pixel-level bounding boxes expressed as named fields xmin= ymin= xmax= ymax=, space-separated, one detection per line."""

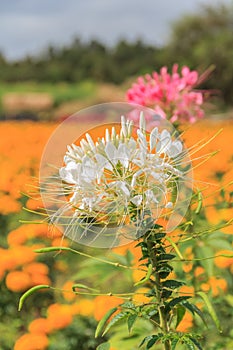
xmin=167 ymin=3 xmax=233 ymax=105
xmin=95 ymin=307 xmax=118 ymax=338
xmin=0 ymin=2 xmax=232 ymax=111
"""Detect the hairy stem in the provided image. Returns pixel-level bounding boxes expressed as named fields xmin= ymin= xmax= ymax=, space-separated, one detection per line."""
xmin=144 ymin=232 xmax=172 ymax=350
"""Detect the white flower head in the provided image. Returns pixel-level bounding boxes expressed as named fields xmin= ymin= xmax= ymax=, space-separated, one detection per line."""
xmin=42 ymin=110 xmax=192 ymax=248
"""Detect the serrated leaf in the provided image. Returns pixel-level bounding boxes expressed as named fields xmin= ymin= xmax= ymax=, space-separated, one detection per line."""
xmin=96 ymin=342 xmax=111 ymax=350
xmin=166 ymin=296 xmax=191 ymax=309
xmin=162 ymin=280 xmax=184 ymax=290
xmin=102 ymin=311 xmax=128 ymax=336
xmin=146 ymin=335 xmax=160 ymax=349
xmin=185 ymin=342 xmax=195 ymax=350
xmin=139 ymin=336 xmax=154 ymax=348
xmin=197 ymin=291 xmax=222 ymax=332
xmin=128 ymin=314 xmax=137 ymax=333
xmin=158 ymin=264 xmax=173 ymax=279
xmin=120 ymin=301 xmax=136 ymax=310
xmin=158 ymin=253 xmax=176 ymax=261
xmin=175 ymin=305 xmax=186 ymax=328
xmin=189 ymin=337 xmax=203 ymax=350
xmin=182 ymin=301 xmax=207 ymax=327
xmin=153 ymin=232 xmax=166 ymax=240
xmin=139 ymin=334 xmax=163 ymax=349
xmin=171 ymin=338 xmax=179 ymax=350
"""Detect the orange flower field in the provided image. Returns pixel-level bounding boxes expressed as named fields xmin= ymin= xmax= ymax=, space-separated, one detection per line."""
xmin=0 ymin=119 xmax=232 ymax=350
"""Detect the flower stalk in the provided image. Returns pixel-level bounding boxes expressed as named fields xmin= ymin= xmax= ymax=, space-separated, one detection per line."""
xmin=143 ymin=228 xmax=172 ymax=350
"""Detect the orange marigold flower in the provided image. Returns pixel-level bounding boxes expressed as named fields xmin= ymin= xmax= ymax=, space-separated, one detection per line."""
xmin=62 ymin=281 xmax=76 ymax=302
xmin=14 ymin=333 xmax=49 ymax=350
xmin=194 ymin=266 xmax=205 ymax=278
xmin=31 ymin=274 xmax=51 ymax=286
xmin=0 ymin=195 xmax=21 ymax=215
xmin=24 ymin=263 xmax=49 ymax=276
xmin=26 ymin=198 xmax=44 ymax=211
xmin=176 ymin=311 xmax=193 ymax=333
xmin=72 ymin=299 xmax=95 ymax=316
xmin=208 ymin=276 xmax=227 ymax=296
xmin=201 ymin=283 xmax=210 ymax=292
xmin=6 ymin=271 xmax=31 ymax=292
xmin=179 ymin=285 xmax=195 ymax=297
xmin=29 ymin=318 xmax=52 ymax=335
xmin=47 ymin=303 xmax=73 ymax=330
xmin=51 ymin=237 xmax=68 ymax=247
xmin=214 ymin=250 xmax=233 ymax=269
xmin=132 ymin=268 xmax=147 ymax=283
xmin=182 ymin=263 xmax=193 ymax=273
xmin=132 ymin=287 xmax=151 ymax=305
xmin=94 ymin=295 xmax=123 ymax=321
xmin=11 ymin=246 xmax=36 ymax=266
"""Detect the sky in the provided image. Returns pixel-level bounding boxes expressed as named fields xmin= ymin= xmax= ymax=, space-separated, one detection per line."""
xmin=0 ymin=0 xmax=232 ymax=60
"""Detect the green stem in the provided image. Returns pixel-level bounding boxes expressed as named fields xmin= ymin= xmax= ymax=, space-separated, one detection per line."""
xmin=144 ymin=233 xmax=172 ymax=350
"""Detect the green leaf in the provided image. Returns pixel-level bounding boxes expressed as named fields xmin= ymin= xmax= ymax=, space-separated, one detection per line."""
xmin=120 ymin=301 xmax=136 ymax=310
xmin=158 ymin=264 xmax=173 ymax=279
xmin=162 ymin=280 xmax=184 ymax=290
xmin=127 ymin=314 xmax=137 ymax=333
xmin=96 ymin=342 xmax=111 ymax=350
xmin=182 ymin=301 xmax=207 ymax=327
xmin=153 ymin=232 xmax=166 ymax=240
xmin=139 ymin=336 xmax=154 ymax=348
xmin=146 ymin=335 xmax=161 ymax=349
xmin=189 ymin=336 xmax=203 ymax=350
xmin=102 ymin=312 xmax=128 ymax=336
xmin=166 ymin=296 xmax=191 ymax=309
xmin=185 ymin=342 xmax=195 ymax=350
xmin=175 ymin=305 xmax=186 ymax=328
xmin=18 ymin=285 xmax=50 ymax=311
xmin=171 ymin=338 xmax=179 ymax=350
xmin=139 ymin=334 xmax=163 ymax=349
xmin=158 ymin=253 xmax=176 ymax=261
xmin=95 ymin=307 xmax=118 ymax=338
xmin=197 ymin=291 xmax=222 ymax=332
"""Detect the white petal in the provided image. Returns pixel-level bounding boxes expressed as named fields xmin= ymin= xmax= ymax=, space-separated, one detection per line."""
xmin=150 ymin=127 xmax=158 ymax=151
xmin=121 ymin=115 xmax=127 ymax=137
xmin=165 ymin=202 xmax=173 ymax=208
xmin=137 ymin=129 xmax=147 ymax=149
xmin=167 ymin=140 xmax=183 ymax=158
xmin=85 ymin=133 xmax=96 ymax=151
xmin=95 ymin=153 xmax=112 ymax=171
xmin=139 ymin=112 xmax=146 ymax=132
xmin=105 ymin=141 xmax=116 ymax=160
xmin=131 ymin=195 xmax=143 ymax=206
xmin=117 ymin=143 xmax=130 ymax=168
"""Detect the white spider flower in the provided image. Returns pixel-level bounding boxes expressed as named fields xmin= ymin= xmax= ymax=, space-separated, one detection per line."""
xmin=52 ymin=113 xmax=185 ymax=246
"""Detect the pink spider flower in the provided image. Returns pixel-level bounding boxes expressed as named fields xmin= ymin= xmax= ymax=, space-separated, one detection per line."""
xmin=126 ymin=64 xmax=205 ymax=124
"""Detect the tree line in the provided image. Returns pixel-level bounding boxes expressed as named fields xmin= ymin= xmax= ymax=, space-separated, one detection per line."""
xmin=0 ymin=3 xmax=232 ymax=105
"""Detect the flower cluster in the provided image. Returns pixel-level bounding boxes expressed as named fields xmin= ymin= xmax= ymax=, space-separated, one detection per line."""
xmin=126 ymin=64 xmax=205 ymax=123
xmin=55 ymin=113 xmax=184 ymax=246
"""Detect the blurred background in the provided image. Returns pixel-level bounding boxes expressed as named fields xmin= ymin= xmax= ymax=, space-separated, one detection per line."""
xmin=0 ymin=0 xmax=232 ymax=120
xmin=0 ymin=1 xmax=233 ymax=350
